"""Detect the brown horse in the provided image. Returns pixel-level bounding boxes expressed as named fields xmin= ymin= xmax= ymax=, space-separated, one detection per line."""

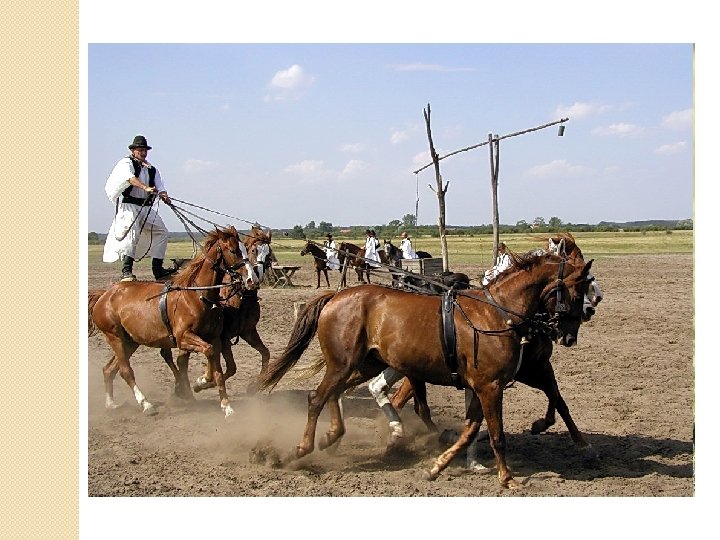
xmin=88 ymin=226 xmax=258 ymax=418
xmin=337 ymin=241 xmax=392 ymax=287
xmin=382 ymin=233 xmax=600 ymax=462
xmin=257 ymin=252 xmax=593 ymax=488
xmin=300 ymin=240 xmax=331 ymax=288
xmin=169 ymin=227 xmax=274 ymax=397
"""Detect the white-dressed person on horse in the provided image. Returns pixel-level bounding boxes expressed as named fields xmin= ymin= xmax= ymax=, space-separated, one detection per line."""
xmin=102 ymin=135 xmax=177 ymax=282
xmin=324 ymin=233 xmax=341 ymax=271
xmin=399 ymin=231 xmax=418 ymax=259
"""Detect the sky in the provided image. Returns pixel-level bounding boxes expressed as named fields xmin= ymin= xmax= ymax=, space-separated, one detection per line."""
xmin=86 ymin=42 xmax=693 ymax=234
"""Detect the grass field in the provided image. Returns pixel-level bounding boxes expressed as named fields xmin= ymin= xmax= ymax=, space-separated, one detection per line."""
xmin=88 ymin=229 xmax=693 ymax=270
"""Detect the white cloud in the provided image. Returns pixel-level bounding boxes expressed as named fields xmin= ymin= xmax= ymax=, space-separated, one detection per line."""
xmin=592 ymin=123 xmax=645 ymax=137
xmin=340 ymin=159 xmax=369 ymax=177
xmin=389 ymin=63 xmax=475 ymax=72
xmin=265 ymin=64 xmax=315 ymax=102
xmin=412 ymin=151 xmax=431 ymax=167
xmin=220 ymin=103 xmax=231 ymax=111
xmin=555 ymin=102 xmax=612 ymax=120
xmin=184 ymin=158 xmax=220 ymax=174
xmin=661 ymin=109 xmax=693 ymax=130
xmin=525 ymin=159 xmax=594 ymax=179
xmin=655 ymin=141 xmax=689 ymax=155
xmin=391 ymin=130 xmax=410 ymax=144
xmin=342 ymin=143 xmax=366 ymax=154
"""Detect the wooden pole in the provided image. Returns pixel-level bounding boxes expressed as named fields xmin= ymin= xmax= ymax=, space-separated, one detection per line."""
xmin=423 ymin=104 xmax=450 ymax=272
xmin=489 ymin=134 xmax=501 ymax=260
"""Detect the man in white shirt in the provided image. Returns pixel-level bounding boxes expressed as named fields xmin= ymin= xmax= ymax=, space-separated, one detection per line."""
xmin=399 ymin=231 xmax=418 ymax=259
xmin=102 ymin=135 xmax=175 ymax=282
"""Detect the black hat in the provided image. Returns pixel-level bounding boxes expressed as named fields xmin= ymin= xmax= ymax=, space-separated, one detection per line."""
xmin=128 ymin=135 xmax=152 ymax=150
xmin=326 ymin=233 xmax=333 ymax=238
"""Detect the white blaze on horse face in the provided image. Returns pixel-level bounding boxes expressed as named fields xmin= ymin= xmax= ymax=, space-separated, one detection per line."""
xmin=238 ymin=242 xmax=259 ymax=286
xmin=255 ymin=243 xmax=270 ymax=281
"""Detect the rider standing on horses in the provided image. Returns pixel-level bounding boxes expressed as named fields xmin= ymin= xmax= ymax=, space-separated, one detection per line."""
xmin=102 ymin=135 xmax=176 ymax=282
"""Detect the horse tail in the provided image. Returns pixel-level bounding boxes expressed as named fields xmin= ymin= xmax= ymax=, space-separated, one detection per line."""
xmin=258 ymin=291 xmax=337 ymax=391
xmin=87 ymin=288 xmax=106 ymax=337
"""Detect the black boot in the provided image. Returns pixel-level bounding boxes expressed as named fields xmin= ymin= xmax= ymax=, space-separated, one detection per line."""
xmin=120 ymin=256 xmax=136 ymax=282
xmin=152 ymin=258 xmax=176 ymax=281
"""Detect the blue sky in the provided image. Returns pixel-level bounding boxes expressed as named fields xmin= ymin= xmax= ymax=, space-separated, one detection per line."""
xmin=86 ymin=43 xmax=693 ymax=235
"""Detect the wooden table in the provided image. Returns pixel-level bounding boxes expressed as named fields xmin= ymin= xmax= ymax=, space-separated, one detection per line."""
xmin=269 ymin=265 xmax=301 ymax=288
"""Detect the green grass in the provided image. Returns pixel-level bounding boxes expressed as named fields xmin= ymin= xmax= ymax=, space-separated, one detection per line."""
xmin=88 ymin=230 xmax=693 ymax=270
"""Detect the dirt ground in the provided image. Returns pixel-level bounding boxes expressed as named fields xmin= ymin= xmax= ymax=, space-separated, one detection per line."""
xmin=86 ymin=254 xmax=694 ymax=498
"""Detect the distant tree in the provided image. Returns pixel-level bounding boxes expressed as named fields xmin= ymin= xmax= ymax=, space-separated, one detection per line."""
xmin=305 ymin=220 xmax=316 ymax=232
xmin=402 ymin=213 xmax=416 ymax=227
xmin=548 ymin=216 xmax=563 ymax=229
xmin=291 ymin=225 xmax=305 ymax=239
xmin=533 ymin=217 xmax=546 ymax=227
xmin=515 ymin=220 xmax=529 ymax=230
xmin=388 ymin=219 xmax=401 ymax=228
xmin=317 ymin=221 xmax=333 ymax=234
xmin=88 ymin=231 xmax=101 ymax=244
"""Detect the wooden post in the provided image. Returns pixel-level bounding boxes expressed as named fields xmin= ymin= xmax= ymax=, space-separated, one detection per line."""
xmin=489 ymin=134 xmax=500 ymax=260
xmin=423 ymin=104 xmax=450 ymax=272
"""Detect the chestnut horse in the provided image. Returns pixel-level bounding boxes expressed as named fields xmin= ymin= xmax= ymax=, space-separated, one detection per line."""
xmin=336 ymin=241 xmax=384 ymax=287
xmin=257 ymin=252 xmax=593 ymax=488
xmin=88 ymin=226 xmax=259 ymax=418
xmin=300 ymin=240 xmax=331 ymax=288
xmin=380 ymin=233 xmax=601 ymax=463
xmin=170 ymin=227 xmax=274 ymax=397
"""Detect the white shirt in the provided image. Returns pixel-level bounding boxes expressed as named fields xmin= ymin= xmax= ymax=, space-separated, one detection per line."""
xmin=400 ymin=237 xmax=418 ymax=259
xmin=102 ymin=156 xmax=168 ymax=262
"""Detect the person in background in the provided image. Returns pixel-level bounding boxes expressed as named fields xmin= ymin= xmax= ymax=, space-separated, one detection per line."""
xmin=365 ymin=229 xmax=381 ymax=268
xmin=324 ymin=233 xmax=340 ymax=271
xmin=399 ymin=231 xmax=418 ymax=259
xmin=102 ymin=135 xmax=176 ymax=282
xmin=482 ymin=242 xmax=511 ymax=286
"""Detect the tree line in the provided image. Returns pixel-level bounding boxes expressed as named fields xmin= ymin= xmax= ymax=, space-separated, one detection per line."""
xmin=88 ymin=216 xmax=693 ymax=244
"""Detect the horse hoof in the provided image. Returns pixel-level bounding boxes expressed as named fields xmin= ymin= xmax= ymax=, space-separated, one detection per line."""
xmin=142 ymin=404 xmax=157 ymax=416
xmin=422 ymin=469 xmax=438 ymax=481
xmin=505 ymin=478 xmax=522 ymax=490
xmin=223 ymin=405 xmax=235 ymax=419
xmin=531 ymin=419 xmax=549 ymax=435
xmin=467 ymin=460 xmax=493 ymax=474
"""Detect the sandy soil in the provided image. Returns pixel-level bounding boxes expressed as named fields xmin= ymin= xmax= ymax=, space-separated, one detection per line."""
xmin=86 ymin=254 xmax=694 ymax=498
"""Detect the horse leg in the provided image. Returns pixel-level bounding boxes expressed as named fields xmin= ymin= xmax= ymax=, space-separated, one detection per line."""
xmin=105 ymin=334 xmax=154 ymax=415
xmin=318 ymin=391 xmax=346 ymax=451
xmin=477 ymin=381 xmax=519 ymax=489
xmin=408 ymin=377 xmax=438 ymax=433
xmin=291 ymin=361 xmax=351 ymax=460
xmin=159 ymin=347 xmax=191 ymax=399
xmin=518 ymin=359 xmax=598 ymax=460
xmin=175 ymin=351 xmax=194 ymax=399
xmin=323 ymin=269 xmax=330 ymax=288
xmin=368 ymin=367 xmax=406 ymax=447
xmin=102 ymin=355 xmax=120 ymax=409
xmin=181 ymin=333 xmax=233 ymax=417
xmin=424 ymin=392 xmax=483 ymax=480
xmin=242 ymin=328 xmax=271 ymax=395
xmin=316 ymin=270 xmax=321 ymax=289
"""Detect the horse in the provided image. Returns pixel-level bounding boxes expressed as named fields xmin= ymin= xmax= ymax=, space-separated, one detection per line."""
xmin=88 ymin=226 xmax=259 ymax=418
xmin=183 ymin=226 xmax=274 ymax=396
xmin=300 ymin=239 xmax=331 ymax=288
xmin=257 ymin=252 xmax=594 ymax=488
xmin=376 ymin=234 xmax=601 ymax=466
xmin=337 ymin=241 xmax=379 ymax=286
xmin=383 ymin=240 xmax=432 ymax=262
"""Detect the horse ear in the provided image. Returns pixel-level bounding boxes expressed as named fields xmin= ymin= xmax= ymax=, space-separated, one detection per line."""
xmin=583 ymin=259 xmax=594 ymax=275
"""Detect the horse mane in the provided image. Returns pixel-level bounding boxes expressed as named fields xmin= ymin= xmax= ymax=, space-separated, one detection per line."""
xmin=491 ymin=249 xmax=554 ymax=285
xmin=171 ymin=227 xmax=236 ymax=288
xmin=245 ymin=227 xmax=271 ymax=248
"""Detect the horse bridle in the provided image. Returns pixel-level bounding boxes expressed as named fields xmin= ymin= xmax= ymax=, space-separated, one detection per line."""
xmin=210 ymin=239 xmax=250 ymax=283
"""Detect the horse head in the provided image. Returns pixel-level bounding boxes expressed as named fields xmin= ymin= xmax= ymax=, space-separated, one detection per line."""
xmin=244 ymin=226 xmax=272 ymax=284
xmin=539 ymin=256 xmax=594 ymax=347
xmin=216 ymin=226 xmax=259 ymax=290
